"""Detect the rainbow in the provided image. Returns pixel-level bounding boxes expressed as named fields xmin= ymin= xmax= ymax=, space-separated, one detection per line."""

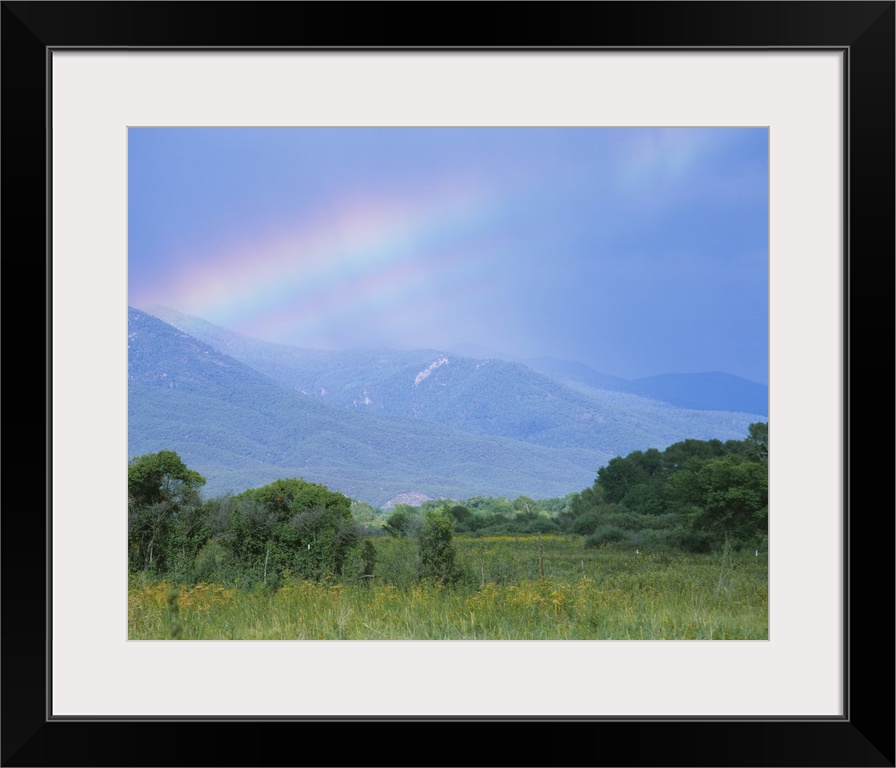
xmin=153 ymin=177 xmax=507 ymax=348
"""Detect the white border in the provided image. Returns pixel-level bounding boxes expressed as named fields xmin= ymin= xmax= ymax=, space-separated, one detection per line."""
xmin=51 ymin=51 xmax=843 ymax=717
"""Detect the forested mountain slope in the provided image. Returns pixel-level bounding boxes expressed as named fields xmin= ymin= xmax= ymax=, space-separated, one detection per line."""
xmin=128 ymin=308 xmax=608 ymax=504
xmin=141 ymin=306 xmax=766 ymax=458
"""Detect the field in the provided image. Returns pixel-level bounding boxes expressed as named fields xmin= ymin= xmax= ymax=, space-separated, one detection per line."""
xmin=128 ymin=536 xmax=768 ymax=640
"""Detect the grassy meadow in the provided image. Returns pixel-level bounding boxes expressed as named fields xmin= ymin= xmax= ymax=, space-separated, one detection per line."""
xmin=128 ymin=536 xmax=768 ymax=640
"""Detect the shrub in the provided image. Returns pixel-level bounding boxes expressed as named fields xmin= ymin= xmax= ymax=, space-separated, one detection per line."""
xmin=571 ymin=510 xmax=602 ymax=536
xmin=227 ymin=478 xmax=359 ymax=584
xmin=584 ymin=525 xmax=627 ymax=549
xmin=524 ymin=517 xmax=560 ymax=535
xmin=191 ymin=538 xmax=238 ymax=584
xmin=383 ymin=506 xmax=422 ymax=538
xmin=360 ymin=539 xmax=377 ymax=581
xmin=418 ymin=507 xmax=461 ymax=585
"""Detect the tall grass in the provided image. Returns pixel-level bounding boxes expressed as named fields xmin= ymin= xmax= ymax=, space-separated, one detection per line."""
xmin=129 ymin=537 xmax=767 ymax=640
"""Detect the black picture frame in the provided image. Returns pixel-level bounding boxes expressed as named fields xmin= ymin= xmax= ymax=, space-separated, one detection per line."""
xmin=3 ymin=2 xmax=893 ymax=766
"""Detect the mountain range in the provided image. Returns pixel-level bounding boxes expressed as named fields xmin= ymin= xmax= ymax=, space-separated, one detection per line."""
xmin=129 ymin=306 xmax=767 ymax=506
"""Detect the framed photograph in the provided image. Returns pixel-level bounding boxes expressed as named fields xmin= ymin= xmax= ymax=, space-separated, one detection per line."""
xmin=5 ymin=2 xmax=892 ymax=765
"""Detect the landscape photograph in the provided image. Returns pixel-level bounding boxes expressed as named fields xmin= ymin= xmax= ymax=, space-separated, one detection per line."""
xmin=128 ymin=127 xmax=769 ymax=640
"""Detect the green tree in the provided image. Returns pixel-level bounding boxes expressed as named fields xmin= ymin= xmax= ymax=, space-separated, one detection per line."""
xmin=746 ymin=421 xmax=769 ymax=465
xmin=166 ymin=500 xmax=212 ymax=579
xmin=621 ymin=481 xmax=667 ymax=515
xmin=660 ymin=438 xmax=727 ymax=476
xmin=671 ymin=455 xmax=768 ymax=549
xmin=512 ymin=495 xmax=538 ymax=518
xmin=360 ymin=539 xmax=378 ymax=584
xmin=225 ymin=496 xmax=278 ymax=582
xmin=230 ymin=478 xmax=358 ymax=583
xmin=383 ymin=505 xmax=422 ymax=538
xmin=128 ymin=450 xmax=206 ymax=572
xmin=128 ymin=449 xmax=206 ymax=509
xmin=418 ymin=506 xmax=459 ymax=585
xmin=597 ymin=455 xmax=649 ymax=503
xmin=448 ymin=504 xmax=472 ymax=527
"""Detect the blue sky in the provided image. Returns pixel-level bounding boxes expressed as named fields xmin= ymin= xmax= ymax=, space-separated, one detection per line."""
xmin=129 ymin=127 xmax=768 ymax=384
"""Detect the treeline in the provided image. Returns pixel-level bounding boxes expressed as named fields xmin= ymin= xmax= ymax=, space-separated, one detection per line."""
xmin=566 ymin=421 xmax=767 ymax=551
xmin=384 ymin=422 xmax=768 ymax=552
xmin=128 ymin=450 xmax=458 ymax=588
xmin=128 ymin=422 xmax=767 ymax=587
xmin=379 ymin=494 xmax=571 ymax=538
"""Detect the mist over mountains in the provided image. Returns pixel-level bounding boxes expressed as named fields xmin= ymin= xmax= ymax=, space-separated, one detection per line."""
xmin=525 ymin=358 xmax=768 ymax=417
xmin=129 ymin=306 xmax=767 ymax=506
